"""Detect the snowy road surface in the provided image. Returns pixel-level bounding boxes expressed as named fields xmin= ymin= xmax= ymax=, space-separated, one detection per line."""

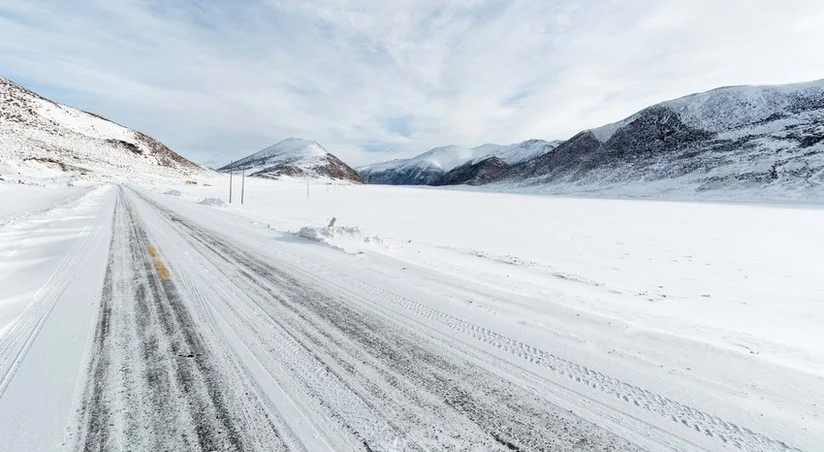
xmin=0 ymin=183 xmax=818 ymax=451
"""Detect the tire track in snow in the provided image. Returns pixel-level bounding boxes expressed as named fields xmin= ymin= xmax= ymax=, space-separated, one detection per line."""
xmin=0 ymin=186 xmax=110 ymax=396
xmin=281 ymin=244 xmax=806 ymax=452
xmin=137 ymin=190 xmax=643 ymax=452
xmin=0 ymin=186 xmax=92 ymax=228
xmin=271 ymin=241 xmax=804 ymax=452
xmin=71 ymin=189 xmax=288 ymax=452
xmin=139 ymin=190 xmax=802 ymax=452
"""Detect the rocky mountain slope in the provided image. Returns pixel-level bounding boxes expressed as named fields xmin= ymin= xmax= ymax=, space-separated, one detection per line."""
xmin=219 ymin=138 xmax=363 ymax=183
xmin=359 ymin=139 xmax=560 ymax=185
xmin=506 ymin=79 xmax=824 ymax=195
xmin=362 ymin=79 xmax=824 ymax=198
xmin=0 ymin=77 xmax=210 ymax=184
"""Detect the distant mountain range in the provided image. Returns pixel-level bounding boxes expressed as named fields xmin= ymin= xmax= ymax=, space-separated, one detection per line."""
xmin=219 ymin=138 xmax=363 ymax=183
xmin=0 ymin=77 xmax=211 ymax=184
xmin=359 ymin=140 xmax=562 ymax=185
xmin=359 ymin=79 xmax=824 ymax=196
xmin=5 ymin=74 xmax=822 ymax=197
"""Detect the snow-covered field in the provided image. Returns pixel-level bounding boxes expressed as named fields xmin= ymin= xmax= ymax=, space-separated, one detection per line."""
xmin=0 ymin=176 xmax=821 ymax=451
xmin=154 ymin=177 xmax=824 ymax=448
xmin=0 ymin=183 xmax=88 ymax=221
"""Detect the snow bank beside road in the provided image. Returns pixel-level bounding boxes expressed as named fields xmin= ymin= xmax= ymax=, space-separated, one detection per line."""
xmin=0 ymin=182 xmax=88 ymax=222
xmin=198 ymin=197 xmax=227 ymax=207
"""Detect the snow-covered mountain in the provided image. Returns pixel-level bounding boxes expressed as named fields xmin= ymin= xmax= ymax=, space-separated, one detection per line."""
xmin=0 ymin=77 xmax=211 ymax=184
xmin=505 ymin=79 xmax=824 ymax=196
xmin=359 ymin=139 xmax=560 ymax=185
xmin=363 ymin=79 xmax=824 ymax=197
xmin=219 ymin=138 xmax=363 ymax=183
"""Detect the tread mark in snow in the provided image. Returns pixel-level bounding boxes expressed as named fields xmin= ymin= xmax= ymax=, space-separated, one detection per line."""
xmin=70 ymin=189 xmax=288 ymax=452
xmin=139 ymin=191 xmax=643 ymax=451
xmin=137 ymin=190 xmax=802 ymax=452
xmin=0 ymin=188 xmax=108 ymax=397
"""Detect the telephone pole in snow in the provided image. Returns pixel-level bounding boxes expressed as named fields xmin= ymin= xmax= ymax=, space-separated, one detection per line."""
xmin=241 ymin=170 xmax=245 ymax=205
xmin=229 ymin=171 xmax=233 ymax=203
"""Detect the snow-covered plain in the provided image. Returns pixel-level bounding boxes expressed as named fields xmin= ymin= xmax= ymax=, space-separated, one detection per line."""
xmin=1 ymin=176 xmax=821 ymax=451
xmin=153 ymin=177 xmax=824 ymax=449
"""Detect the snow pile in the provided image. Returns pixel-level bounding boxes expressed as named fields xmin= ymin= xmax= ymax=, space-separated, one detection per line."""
xmin=164 ymin=190 xmax=182 ymax=196
xmin=198 ymin=197 xmax=227 ymax=207
xmin=297 ymin=225 xmax=383 ymax=253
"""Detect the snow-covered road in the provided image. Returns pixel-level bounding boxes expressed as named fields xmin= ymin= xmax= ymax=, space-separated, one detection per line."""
xmin=0 ymin=183 xmax=817 ymax=451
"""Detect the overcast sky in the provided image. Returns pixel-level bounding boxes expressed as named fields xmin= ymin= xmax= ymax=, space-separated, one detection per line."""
xmin=2 ymin=0 xmax=823 ymax=167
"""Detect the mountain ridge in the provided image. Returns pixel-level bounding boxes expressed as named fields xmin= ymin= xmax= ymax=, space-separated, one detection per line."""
xmin=360 ymin=79 xmax=824 ymax=195
xmin=0 ymin=76 xmax=211 ymax=184
xmin=359 ymin=139 xmax=561 ymax=185
xmin=219 ymin=138 xmax=363 ymax=183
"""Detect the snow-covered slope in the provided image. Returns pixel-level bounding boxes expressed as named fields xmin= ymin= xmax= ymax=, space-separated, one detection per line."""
xmin=359 ymin=139 xmax=560 ymax=185
xmin=508 ymin=79 xmax=824 ymax=197
xmin=0 ymin=77 xmax=212 ymax=185
xmin=362 ymin=79 xmax=824 ymax=197
xmin=219 ymin=138 xmax=363 ymax=183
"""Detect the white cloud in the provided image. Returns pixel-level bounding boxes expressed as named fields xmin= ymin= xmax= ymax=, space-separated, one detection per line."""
xmin=1 ymin=0 xmax=823 ymax=166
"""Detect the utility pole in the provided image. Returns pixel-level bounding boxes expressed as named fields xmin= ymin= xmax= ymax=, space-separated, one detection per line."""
xmin=241 ymin=170 xmax=245 ymax=205
xmin=306 ymin=176 xmax=309 ymax=198
xmin=229 ymin=171 xmax=233 ymax=204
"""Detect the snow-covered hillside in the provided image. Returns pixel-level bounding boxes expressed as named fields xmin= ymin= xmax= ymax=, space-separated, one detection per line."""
xmin=362 ymin=79 xmax=824 ymax=198
xmin=219 ymin=138 xmax=363 ymax=183
xmin=359 ymin=139 xmax=560 ymax=185
xmin=508 ymin=79 xmax=824 ymax=197
xmin=0 ymin=77 xmax=212 ymax=185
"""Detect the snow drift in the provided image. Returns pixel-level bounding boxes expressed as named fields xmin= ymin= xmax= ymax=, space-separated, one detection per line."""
xmin=297 ymin=224 xmax=384 ymax=254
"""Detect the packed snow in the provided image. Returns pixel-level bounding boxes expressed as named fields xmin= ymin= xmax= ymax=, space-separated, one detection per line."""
xmin=297 ymin=224 xmax=384 ymax=254
xmin=198 ymin=197 xmax=228 ymax=207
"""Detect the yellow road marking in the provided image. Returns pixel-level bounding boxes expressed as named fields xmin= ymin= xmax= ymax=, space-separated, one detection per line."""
xmin=153 ymin=258 xmax=170 ymax=281
xmin=147 ymin=243 xmax=169 ymax=280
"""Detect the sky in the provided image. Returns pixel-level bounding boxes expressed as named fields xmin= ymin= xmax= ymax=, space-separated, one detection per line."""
xmin=1 ymin=1 xmax=824 ymax=168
